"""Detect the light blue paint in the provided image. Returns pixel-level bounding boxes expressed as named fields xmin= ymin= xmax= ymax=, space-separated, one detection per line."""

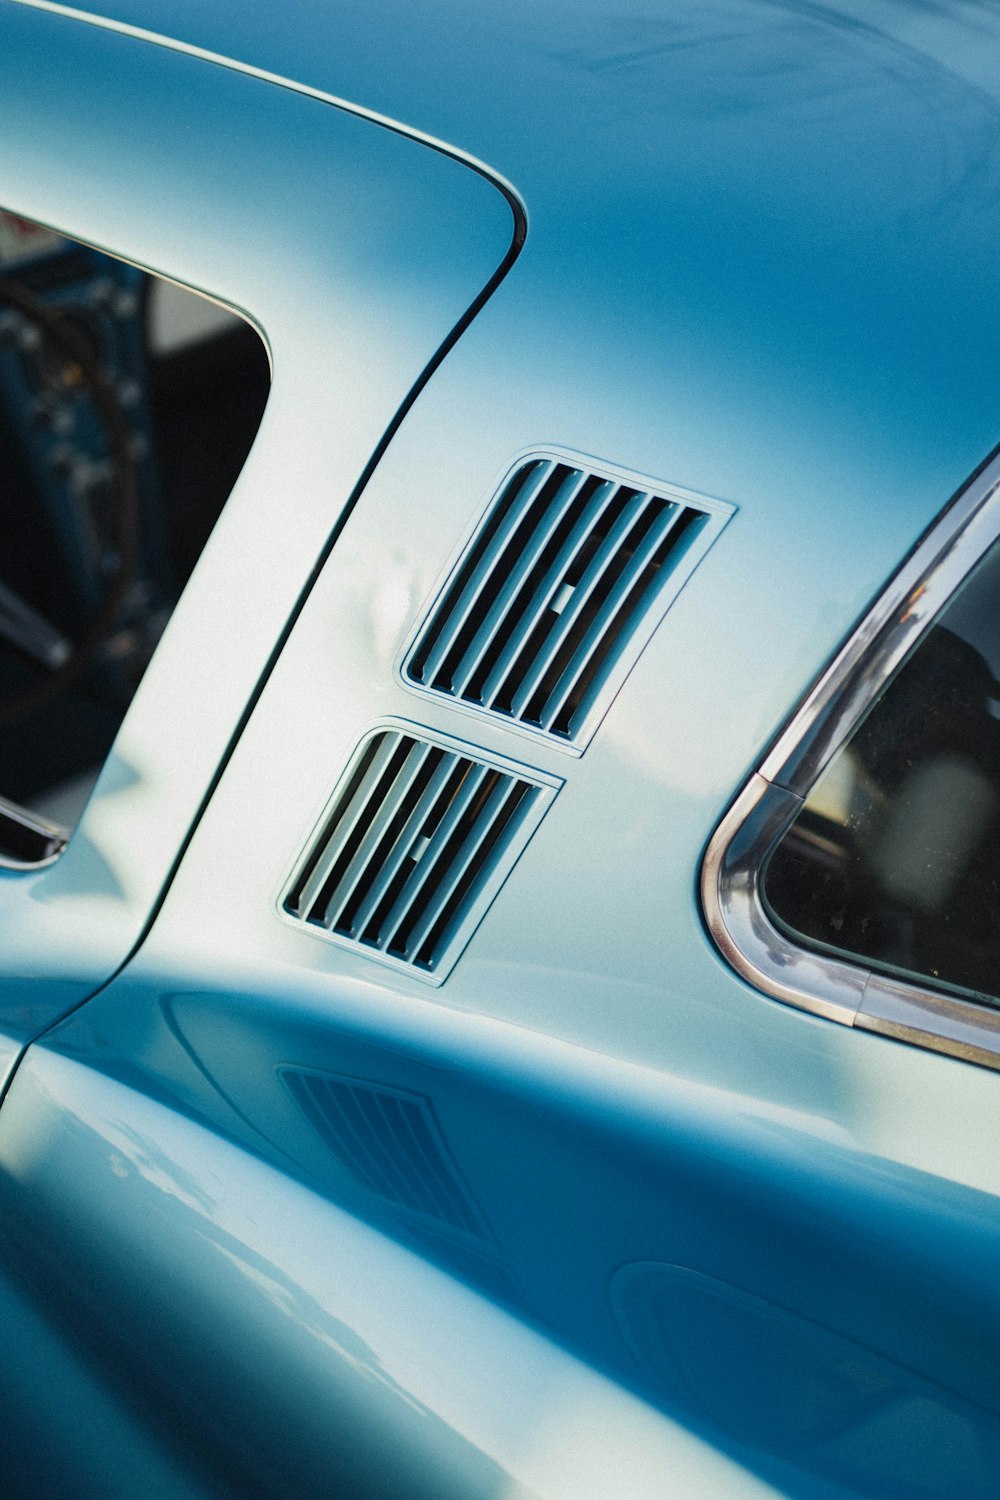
xmin=0 ymin=3 xmax=998 ymax=1497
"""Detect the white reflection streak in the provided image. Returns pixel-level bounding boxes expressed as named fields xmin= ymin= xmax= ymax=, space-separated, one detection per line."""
xmin=370 ymin=553 xmax=420 ymax=662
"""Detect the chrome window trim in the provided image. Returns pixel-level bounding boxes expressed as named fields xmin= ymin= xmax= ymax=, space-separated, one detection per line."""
xmin=702 ymin=451 xmax=1000 ymax=1072
xmin=0 ymin=794 xmax=66 ymax=870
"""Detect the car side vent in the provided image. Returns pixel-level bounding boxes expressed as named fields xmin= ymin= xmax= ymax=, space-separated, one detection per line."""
xmin=282 ymin=727 xmax=559 ymax=983
xmin=403 ymin=452 xmax=732 ymax=749
xmin=280 ymin=1070 xmax=491 ymax=1240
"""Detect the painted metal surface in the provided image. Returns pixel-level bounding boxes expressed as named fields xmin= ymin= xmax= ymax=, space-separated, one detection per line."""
xmin=0 ymin=1048 xmax=792 ymax=1499
xmin=0 ymin=0 xmax=516 ymax=1044
xmin=27 ymin=951 xmax=1000 ymax=1495
xmin=38 ymin=368 xmax=1000 ymax=1492
xmin=0 ymin=1 xmax=999 ymax=1497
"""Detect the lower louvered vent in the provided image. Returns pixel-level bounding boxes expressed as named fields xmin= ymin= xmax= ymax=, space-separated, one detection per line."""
xmin=281 ymin=1071 xmax=489 ymax=1238
xmin=284 ymin=729 xmax=557 ymax=982
xmin=404 ymin=454 xmax=730 ymax=748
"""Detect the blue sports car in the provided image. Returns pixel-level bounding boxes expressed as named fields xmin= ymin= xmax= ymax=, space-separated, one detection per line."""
xmin=0 ymin=1 xmax=999 ymax=1496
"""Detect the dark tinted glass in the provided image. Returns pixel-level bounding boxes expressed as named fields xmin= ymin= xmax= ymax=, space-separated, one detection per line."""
xmin=764 ymin=538 xmax=1000 ymax=1003
xmin=0 ymin=211 xmax=269 ymax=843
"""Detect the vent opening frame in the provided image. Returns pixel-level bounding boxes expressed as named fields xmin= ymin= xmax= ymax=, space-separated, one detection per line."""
xmin=397 ymin=447 xmax=734 ymax=755
xmin=279 ymin=719 xmax=562 ymax=986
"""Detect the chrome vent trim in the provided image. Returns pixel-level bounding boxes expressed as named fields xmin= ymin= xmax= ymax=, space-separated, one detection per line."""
xmin=282 ymin=725 xmax=559 ymax=983
xmin=403 ymin=451 xmax=733 ymax=749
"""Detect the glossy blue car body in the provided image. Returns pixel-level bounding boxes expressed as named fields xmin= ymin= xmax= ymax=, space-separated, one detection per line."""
xmin=1 ymin=1 xmax=1000 ymax=1495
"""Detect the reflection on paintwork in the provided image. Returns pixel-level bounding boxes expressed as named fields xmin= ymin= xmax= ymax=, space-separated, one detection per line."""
xmin=281 ymin=1067 xmax=522 ymax=1306
xmin=0 ymin=0 xmax=516 ymax=1034
xmin=612 ymin=1262 xmax=999 ymax=1498
xmin=32 ymin=975 xmax=1000 ymax=1497
xmin=0 ymin=1050 xmax=788 ymax=1500
xmin=4 ymin=1 xmax=1000 ymax=1495
xmin=281 ymin=1069 xmax=493 ymax=1238
xmin=369 ymin=550 xmax=425 ymax=665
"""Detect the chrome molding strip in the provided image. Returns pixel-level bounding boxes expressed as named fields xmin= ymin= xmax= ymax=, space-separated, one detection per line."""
xmin=0 ymin=793 xmax=66 ymax=870
xmin=702 ymin=774 xmax=865 ymax=1028
xmin=8 ymin=0 xmax=527 ymax=220
xmin=702 ymin=451 xmax=1000 ymax=1071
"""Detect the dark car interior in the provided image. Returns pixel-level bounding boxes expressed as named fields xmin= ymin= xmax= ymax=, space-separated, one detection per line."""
xmin=0 ymin=212 xmax=269 ymax=855
xmin=764 ymin=545 xmax=1000 ymax=1004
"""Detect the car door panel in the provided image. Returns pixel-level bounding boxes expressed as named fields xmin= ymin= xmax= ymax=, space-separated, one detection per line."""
xmin=2 ymin=4 xmax=1000 ymax=1499
xmin=10 ymin=324 xmax=1000 ymax=1498
xmin=0 ymin=0 xmax=516 ymax=1055
xmin=0 ymin=1045 xmax=796 ymax=1500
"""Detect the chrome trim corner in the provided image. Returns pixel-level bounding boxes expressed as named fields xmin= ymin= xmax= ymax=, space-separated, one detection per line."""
xmin=0 ymin=794 xmax=67 ymax=871
xmin=703 ymin=450 xmax=1000 ymax=1070
xmin=702 ymin=774 xmax=864 ymax=1027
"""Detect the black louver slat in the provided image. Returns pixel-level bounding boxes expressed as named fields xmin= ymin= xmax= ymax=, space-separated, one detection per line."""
xmin=284 ymin=729 xmax=558 ymax=982
xmin=404 ymin=454 xmax=728 ymax=747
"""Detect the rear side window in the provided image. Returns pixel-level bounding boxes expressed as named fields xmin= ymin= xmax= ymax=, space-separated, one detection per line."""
xmin=0 ymin=211 xmax=269 ymax=859
xmin=763 ymin=538 xmax=1000 ymax=1004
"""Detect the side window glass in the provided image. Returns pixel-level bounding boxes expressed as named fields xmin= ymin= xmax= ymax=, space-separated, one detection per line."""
xmin=763 ymin=538 xmax=1000 ymax=1004
xmin=0 ymin=212 xmax=269 ymax=859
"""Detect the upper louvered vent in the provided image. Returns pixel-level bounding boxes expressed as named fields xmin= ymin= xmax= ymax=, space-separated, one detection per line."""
xmin=284 ymin=728 xmax=557 ymax=983
xmin=403 ymin=454 xmax=730 ymax=748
